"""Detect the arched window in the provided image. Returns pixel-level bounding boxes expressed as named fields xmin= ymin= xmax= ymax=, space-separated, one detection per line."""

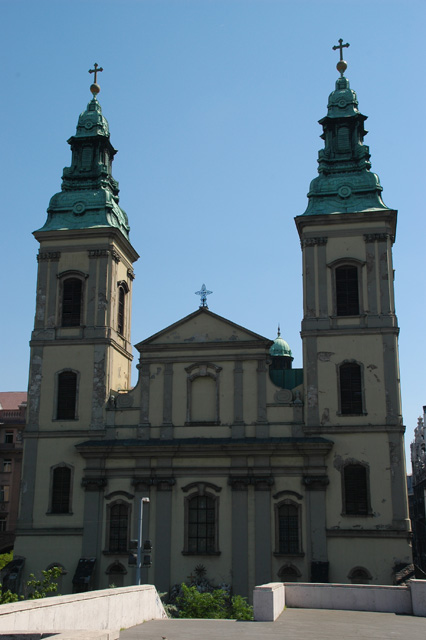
xmin=56 ymin=371 xmax=78 ymax=420
xmin=348 ymin=566 xmax=372 ymax=584
xmin=62 ymin=278 xmax=82 ymax=326
xmin=278 ymin=564 xmax=301 ymax=582
xmin=106 ymin=561 xmax=127 ymax=588
xmin=51 ymin=465 xmax=72 ymax=513
xmin=343 ymin=464 xmax=370 ymax=515
xmin=339 ymin=362 xmax=363 ymax=415
xmin=335 ymin=265 xmax=359 ymax=316
xmin=185 ymin=363 xmax=222 ymax=424
xmin=277 ymin=501 xmax=300 ymax=554
xmin=108 ymin=502 xmax=130 ymax=552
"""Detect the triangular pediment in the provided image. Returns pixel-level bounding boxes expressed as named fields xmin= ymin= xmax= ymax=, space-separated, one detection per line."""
xmin=135 ymin=308 xmax=271 ymax=350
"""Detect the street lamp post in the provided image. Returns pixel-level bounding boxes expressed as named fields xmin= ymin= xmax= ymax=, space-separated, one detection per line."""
xmin=137 ymin=497 xmax=150 ymax=586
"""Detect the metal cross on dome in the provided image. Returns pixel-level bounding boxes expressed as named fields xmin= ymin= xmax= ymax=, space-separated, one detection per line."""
xmin=332 ymin=38 xmax=350 ymax=61
xmin=195 ymin=283 xmax=212 ymax=308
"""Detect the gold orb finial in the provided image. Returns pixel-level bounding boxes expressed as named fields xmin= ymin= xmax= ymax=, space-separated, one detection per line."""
xmin=89 ymin=63 xmax=103 ymax=96
xmin=336 ymin=59 xmax=348 ymax=75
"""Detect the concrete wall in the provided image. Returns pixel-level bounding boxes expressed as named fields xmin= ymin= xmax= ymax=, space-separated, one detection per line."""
xmin=253 ymin=581 xmax=426 ymax=621
xmin=285 ymin=582 xmax=412 ymax=615
xmin=253 ymin=583 xmax=285 ymax=621
xmin=0 ymin=585 xmax=166 ymax=632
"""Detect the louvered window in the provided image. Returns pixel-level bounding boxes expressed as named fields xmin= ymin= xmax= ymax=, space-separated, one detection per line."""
xmin=336 ymin=266 xmax=359 ymax=316
xmin=117 ymin=286 xmax=125 ymax=335
xmin=344 ymin=464 xmax=369 ymax=515
xmin=340 ymin=363 xmax=362 ymax=415
xmin=52 ymin=466 xmax=71 ymax=513
xmin=57 ymin=371 xmax=77 ymax=420
xmin=62 ymin=278 xmax=82 ymax=326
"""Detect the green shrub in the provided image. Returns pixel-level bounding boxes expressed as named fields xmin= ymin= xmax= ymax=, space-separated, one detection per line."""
xmin=177 ymin=584 xmax=227 ymax=619
xmin=229 ymin=594 xmax=254 ymax=620
xmin=176 ymin=583 xmax=253 ymax=620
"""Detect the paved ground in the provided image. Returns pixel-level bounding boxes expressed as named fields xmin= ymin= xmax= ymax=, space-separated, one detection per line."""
xmin=120 ymin=608 xmax=425 ymax=640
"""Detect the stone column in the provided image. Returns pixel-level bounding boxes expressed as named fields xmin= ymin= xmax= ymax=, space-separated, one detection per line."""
xmin=388 ymin=432 xmax=411 ymax=531
xmin=153 ymin=478 xmax=175 ymax=593
xmin=161 ymin=363 xmax=173 ymax=439
xmin=303 ymin=475 xmax=329 ymax=582
xmin=47 ymin=254 xmax=60 ymax=327
xmin=254 ymin=477 xmax=273 ymax=586
xmin=138 ymin=363 xmax=151 ymax=439
xmin=232 ymin=361 xmax=244 ymax=438
xmin=81 ymin=476 xmax=107 ymax=588
xmin=256 ymin=359 xmax=268 ymax=438
xmin=364 ymin=234 xmax=378 ymax=315
xmin=229 ymin=477 xmax=249 ymax=597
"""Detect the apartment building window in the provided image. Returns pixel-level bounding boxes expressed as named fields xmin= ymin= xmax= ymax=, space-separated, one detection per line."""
xmin=3 ymin=460 xmax=11 ymax=473
xmin=0 ymin=486 xmax=10 ymax=502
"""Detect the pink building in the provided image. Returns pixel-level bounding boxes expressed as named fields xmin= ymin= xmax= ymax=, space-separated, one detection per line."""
xmin=0 ymin=392 xmax=26 ymax=552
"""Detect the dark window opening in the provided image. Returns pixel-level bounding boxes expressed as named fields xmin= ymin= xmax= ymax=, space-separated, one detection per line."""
xmin=57 ymin=371 xmax=77 ymax=420
xmin=52 ymin=466 xmax=71 ymax=513
xmin=278 ymin=503 xmax=299 ymax=554
xmin=336 ymin=266 xmax=359 ymax=316
xmin=117 ymin=286 xmax=125 ymax=335
xmin=62 ymin=278 xmax=82 ymax=327
xmin=109 ymin=504 xmax=129 ymax=552
xmin=344 ymin=464 xmax=369 ymax=515
xmin=340 ymin=363 xmax=362 ymax=415
xmin=188 ymin=495 xmax=215 ymax=554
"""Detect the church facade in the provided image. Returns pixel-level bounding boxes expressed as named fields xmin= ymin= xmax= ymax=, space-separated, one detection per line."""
xmin=14 ymin=54 xmax=411 ymax=596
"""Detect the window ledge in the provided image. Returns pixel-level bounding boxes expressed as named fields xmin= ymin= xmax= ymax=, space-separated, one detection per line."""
xmin=337 ymin=413 xmax=368 ymax=417
xmin=181 ymin=551 xmax=221 ymax=556
xmin=340 ymin=512 xmax=374 ymax=517
xmin=184 ymin=422 xmax=221 ymax=427
xmin=102 ymin=550 xmax=129 ymax=556
xmin=46 ymin=511 xmax=74 ymax=516
xmin=273 ymin=552 xmax=305 ymax=558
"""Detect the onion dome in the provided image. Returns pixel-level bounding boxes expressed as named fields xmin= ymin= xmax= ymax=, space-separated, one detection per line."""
xmin=269 ymin=326 xmax=293 ymax=358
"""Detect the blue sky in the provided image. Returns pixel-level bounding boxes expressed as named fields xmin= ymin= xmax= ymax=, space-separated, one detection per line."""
xmin=1 ymin=0 xmax=425 ymax=466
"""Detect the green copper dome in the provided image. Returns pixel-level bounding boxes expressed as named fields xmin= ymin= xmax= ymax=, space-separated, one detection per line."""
xmin=37 ymin=94 xmax=130 ymax=240
xmin=75 ymin=97 xmax=110 ymax=138
xmin=301 ymin=70 xmax=391 ymax=216
xmin=269 ymin=328 xmax=292 ymax=357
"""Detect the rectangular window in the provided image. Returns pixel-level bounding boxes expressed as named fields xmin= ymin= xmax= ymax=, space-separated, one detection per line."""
xmin=57 ymin=371 xmax=77 ymax=420
xmin=344 ymin=465 xmax=369 ymax=515
xmin=340 ymin=363 xmax=363 ymax=414
xmin=0 ymin=517 xmax=7 ymax=532
xmin=278 ymin=503 xmax=299 ymax=554
xmin=62 ymin=278 xmax=82 ymax=327
xmin=188 ymin=495 xmax=216 ymax=554
xmin=109 ymin=504 xmax=129 ymax=552
xmin=51 ymin=466 xmax=71 ymax=513
xmin=3 ymin=460 xmax=11 ymax=473
xmin=4 ymin=431 xmax=13 ymax=444
xmin=0 ymin=486 xmax=10 ymax=502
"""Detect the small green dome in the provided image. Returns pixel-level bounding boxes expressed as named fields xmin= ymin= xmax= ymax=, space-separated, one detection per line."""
xmin=75 ymin=96 xmax=110 ymax=138
xmin=269 ymin=327 xmax=292 ymax=357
